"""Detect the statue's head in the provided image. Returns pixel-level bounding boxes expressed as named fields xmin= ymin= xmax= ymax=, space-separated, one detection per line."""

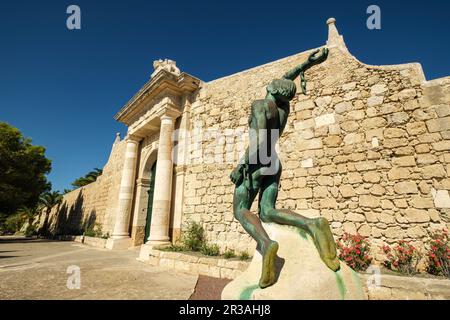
xmin=266 ymin=79 xmax=297 ymax=102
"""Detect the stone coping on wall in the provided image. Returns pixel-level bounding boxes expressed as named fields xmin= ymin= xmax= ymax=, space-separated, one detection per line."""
xmin=140 ymin=247 xmax=450 ymax=300
xmin=138 ymin=246 xmax=250 ymax=280
xmin=360 ymin=273 xmax=450 ymax=300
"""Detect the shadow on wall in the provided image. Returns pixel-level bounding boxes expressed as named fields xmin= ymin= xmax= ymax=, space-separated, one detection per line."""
xmin=50 ymin=191 xmax=88 ymax=236
xmin=82 ymin=210 xmax=97 ymax=232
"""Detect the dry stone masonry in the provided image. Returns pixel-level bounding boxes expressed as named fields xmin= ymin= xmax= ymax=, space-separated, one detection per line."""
xmin=44 ymin=19 xmax=450 ymax=265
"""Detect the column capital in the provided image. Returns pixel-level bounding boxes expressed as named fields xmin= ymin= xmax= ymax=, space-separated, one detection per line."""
xmin=160 ymin=114 xmax=174 ymax=123
xmin=125 ymin=135 xmax=141 ymax=144
xmin=136 ymin=178 xmax=150 ymax=187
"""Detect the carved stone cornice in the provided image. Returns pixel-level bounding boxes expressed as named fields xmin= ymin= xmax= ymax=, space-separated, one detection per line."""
xmin=115 ymin=70 xmax=201 ymax=126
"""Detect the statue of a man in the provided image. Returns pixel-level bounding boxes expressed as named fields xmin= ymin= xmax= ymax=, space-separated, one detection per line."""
xmin=230 ymin=48 xmax=340 ymax=289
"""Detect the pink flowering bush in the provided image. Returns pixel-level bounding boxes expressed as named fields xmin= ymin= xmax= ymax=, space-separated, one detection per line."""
xmin=337 ymin=232 xmax=373 ymax=272
xmin=426 ymin=229 xmax=450 ymax=278
xmin=381 ymin=240 xmax=421 ymax=275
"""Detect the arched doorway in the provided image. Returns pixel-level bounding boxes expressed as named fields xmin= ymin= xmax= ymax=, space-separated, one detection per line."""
xmin=144 ymin=161 xmax=157 ymax=243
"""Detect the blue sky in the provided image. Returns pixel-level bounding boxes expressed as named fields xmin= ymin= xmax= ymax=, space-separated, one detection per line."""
xmin=0 ymin=0 xmax=449 ymax=192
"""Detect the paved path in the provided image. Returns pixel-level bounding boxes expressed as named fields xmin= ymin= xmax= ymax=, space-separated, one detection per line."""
xmin=0 ymin=236 xmax=198 ymax=300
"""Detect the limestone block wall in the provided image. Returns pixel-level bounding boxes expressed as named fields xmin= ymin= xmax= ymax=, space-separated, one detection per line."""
xmin=181 ymin=46 xmax=450 ymax=260
xmin=46 ymin=139 xmax=126 ymax=236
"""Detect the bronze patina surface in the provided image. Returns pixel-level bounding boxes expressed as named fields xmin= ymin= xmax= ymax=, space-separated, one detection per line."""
xmin=230 ymin=48 xmax=340 ymax=288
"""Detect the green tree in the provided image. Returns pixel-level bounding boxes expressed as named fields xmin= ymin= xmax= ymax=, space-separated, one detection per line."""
xmin=71 ymin=168 xmax=103 ymax=188
xmin=0 ymin=122 xmax=51 ymax=223
xmin=39 ymin=191 xmax=63 ymax=235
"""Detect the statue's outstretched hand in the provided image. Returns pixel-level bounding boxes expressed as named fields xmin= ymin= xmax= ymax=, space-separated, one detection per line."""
xmin=307 ymin=48 xmax=328 ymax=65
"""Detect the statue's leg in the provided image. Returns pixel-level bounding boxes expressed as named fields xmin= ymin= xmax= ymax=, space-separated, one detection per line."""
xmin=233 ymin=182 xmax=278 ymax=288
xmin=258 ymin=173 xmax=340 ymax=271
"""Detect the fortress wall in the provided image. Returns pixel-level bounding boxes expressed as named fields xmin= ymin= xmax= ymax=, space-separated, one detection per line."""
xmin=46 ymin=139 xmax=126 ymax=236
xmin=182 ymin=46 xmax=450 ymax=261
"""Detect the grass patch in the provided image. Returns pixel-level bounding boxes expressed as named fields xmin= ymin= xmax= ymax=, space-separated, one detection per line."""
xmin=224 ymin=249 xmax=236 ymax=259
xmin=200 ymin=243 xmax=220 ymax=256
xmin=239 ymin=251 xmax=251 ymax=261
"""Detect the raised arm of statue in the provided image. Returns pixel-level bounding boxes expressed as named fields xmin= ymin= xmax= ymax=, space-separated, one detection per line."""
xmin=282 ymin=47 xmax=329 ymax=94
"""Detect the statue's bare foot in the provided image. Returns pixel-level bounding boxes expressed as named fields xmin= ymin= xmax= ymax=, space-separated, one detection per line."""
xmin=259 ymin=240 xmax=279 ymax=288
xmin=309 ymin=217 xmax=340 ymax=271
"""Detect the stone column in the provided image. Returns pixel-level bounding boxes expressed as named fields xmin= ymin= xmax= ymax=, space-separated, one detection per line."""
xmin=147 ymin=115 xmax=175 ymax=245
xmin=107 ymin=136 xmax=139 ymax=249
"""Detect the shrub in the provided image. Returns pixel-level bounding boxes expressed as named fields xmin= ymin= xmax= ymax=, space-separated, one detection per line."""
xmin=200 ymin=243 xmax=220 ymax=256
xmin=84 ymin=229 xmax=96 ymax=237
xmin=337 ymin=232 xmax=373 ymax=272
xmin=239 ymin=251 xmax=251 ymax=261
xmin=426 ymin=229 xmax=449 ymax=278
xmin=182 ymin=221 xmax=204 ymax=251
xmin=382 ymin=240 xmax=421 ymax=275
xmin=164 ymin=243 xmax=186 ymax=252
xmin=84 ymin=223 xmax=105 ymax=238
xmin=2 ymin=213 xmax=25 ymax=233
xmin=224 ymin=249 xmax=236 ymax=259
xmin=25 ymin=225 xmax=37 ymax=237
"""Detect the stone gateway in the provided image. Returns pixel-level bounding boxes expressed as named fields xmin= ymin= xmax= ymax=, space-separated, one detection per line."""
xmin=42 ymin=19 xmax=450 ymax=268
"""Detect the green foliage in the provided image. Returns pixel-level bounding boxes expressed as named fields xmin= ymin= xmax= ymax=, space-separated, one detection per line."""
xmin=84 ymin=229 xmax=96 ymax=237
xmin=223 ymin=249 xmax=236 ymax=259
xmin=40 ymin=191 xmax=63 ymax=211
xmin=163 ymin=243 xmax=186 ymax=252
xmin=200 ymin=243 xmax=220 ymax=256
xmin=84 ymin=223 xmax=106 ymax=238
xmin=239 ymin=251 xmax=251 ymax=261
xmin=25 ymin=224 xmax=37 ymax=237
xmin=71 ymin=168 xmax=103 ymax=189
xmin=1 ymin=205 xmax=43 ymax=235
xmin=0 ymin=122 xmax=51 ymax=219
xmin=2 ymin=213 xmax=25 ymax=234
xmin=182 ymin=221 xmax=205 ymax=251
xmin=39 ymin=191 xmax=63 ymax=235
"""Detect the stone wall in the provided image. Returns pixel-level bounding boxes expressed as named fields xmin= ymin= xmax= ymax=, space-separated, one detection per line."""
xmin=43 ymin=21 xmax=449 ymax=263
xmin=45 ymin=139 xmax=126 ymax=236
xmin=181 ymin=45 xmax=450 ymax=260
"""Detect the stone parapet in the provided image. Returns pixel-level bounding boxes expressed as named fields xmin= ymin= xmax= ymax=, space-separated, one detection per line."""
xmin=361 ymin=273 xmax=450 ymax=300
xmin=138 ymin=247 xmax=250 ymax=280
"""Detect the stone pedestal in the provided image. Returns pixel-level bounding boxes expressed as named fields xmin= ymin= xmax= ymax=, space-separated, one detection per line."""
xmin=221 ymin=223 xmax=367 ymax=300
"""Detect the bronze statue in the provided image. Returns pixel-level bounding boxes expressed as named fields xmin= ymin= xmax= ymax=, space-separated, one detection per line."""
xmin=230 ymin=48 xmax=340 ymax=289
